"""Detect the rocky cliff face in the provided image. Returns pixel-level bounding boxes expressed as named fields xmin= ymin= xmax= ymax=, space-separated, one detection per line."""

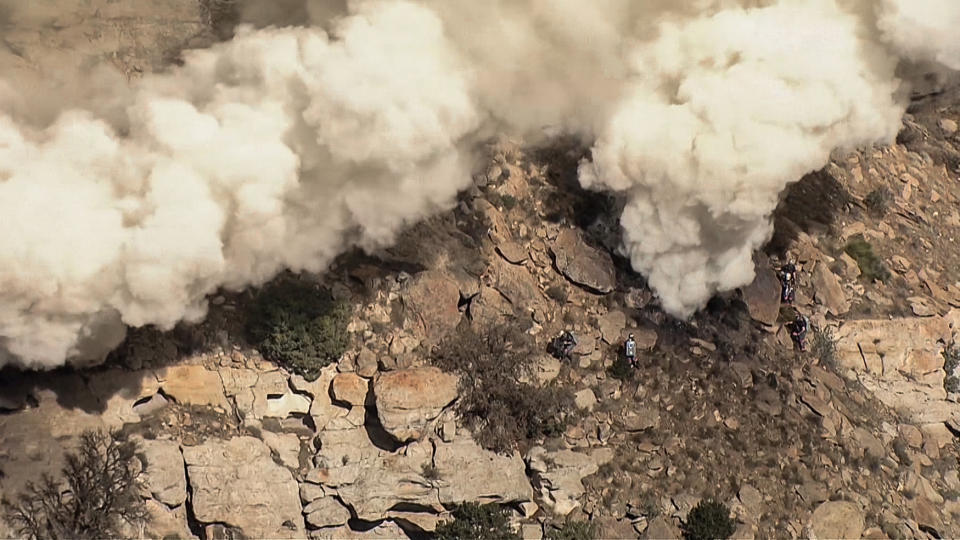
xmin=1 ymin=3 xmax=960 ymax=539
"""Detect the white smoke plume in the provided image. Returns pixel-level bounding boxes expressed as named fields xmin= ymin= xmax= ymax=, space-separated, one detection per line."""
xmin=0 ymin=0 xmax=957 ymax=368
xmin=0 ymin=1 xmax=478 ymax=369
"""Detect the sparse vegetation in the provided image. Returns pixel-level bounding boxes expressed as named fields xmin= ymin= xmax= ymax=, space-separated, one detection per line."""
xmin=432 ymin=323 xmax=575 ymax=453
xmin=607 ymin=351 xmax=636 ymax=381
xmin=943 ymin=344 xmax=960 ymax=394
xmin=545 ymin=519 xmax=597 ymax=540
xmin=246 ymin=278 xmax=351 ymax=381
xmin=682 ymin=499 xmax=736 ymax=540
xmin=864 ymin=187 xmax=893 ymax=216
xmin=421 ymin=462 xmax=440 ymax=481
xmin=546 ymin=285 xmax=568 ymax=303
xmin=433 ymin=503 xmax=520 ymax=540
xmin=1 ymin=430 xmax=148 ymax=540
xmin=811 ymin=325 xmax=838 ymax=366
xmin=844 ymin=235 xmax=890 ymax=283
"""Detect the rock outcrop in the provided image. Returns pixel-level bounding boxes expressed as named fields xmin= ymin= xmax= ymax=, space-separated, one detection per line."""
xmin=527 ymin=447 xmax=613 ymax=516
xmin=551 ymin=229 xmax=616 ymax=294
xmin=434 ymin=437 xmax=533 ymax=505
xmin=139 ymin=439 xmax=186 ymax=507
xmin=806 ymin=501 xmax=865 ymax=540
xmin=182 ymin=436 xmax=304 ymax=538
xmin=740 ymin=266 xmax=781 ymax=325
xmin=373 ymin=367 xmax=458 ymax=442
xmin=402 ymin=271 xmax=462 ymax=344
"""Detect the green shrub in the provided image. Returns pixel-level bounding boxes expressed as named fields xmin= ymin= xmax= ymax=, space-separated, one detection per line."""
xmin=682 ymin=499 xmax=736 ymax=540
xmin=811 ymin=326 xmax=838 ymax=366
xmin=1 ymin=431 xmax=148 ymax=540
xmin=432 ymin=324 xmax=575 ymax=453
xmin=844 ymin=235 xmax=890 ymax=283
xmin=434 ymin=503 xmax=519 ymax=540
xmin=246 ymin=278 xmax=350 ymax=381
xmin=546 ymin=520 xmax=597 ymax=540
xmin=864 ymin=187 xmax=893 ymax=216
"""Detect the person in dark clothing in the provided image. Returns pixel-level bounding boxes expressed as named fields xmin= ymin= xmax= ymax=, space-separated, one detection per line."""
xmin=780 ymin=261 xmax=797 ymax=304
xmin=790 ymin=311 xmax=809 ymax=352
xmin=559 ymin=330 xmax=578 ymax=361
xmin=549 ymin=329 xmax=578 ymax=361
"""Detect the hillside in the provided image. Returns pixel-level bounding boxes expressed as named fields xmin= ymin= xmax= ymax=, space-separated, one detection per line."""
xmin=1 ymin=2 xmax=960 ymax=539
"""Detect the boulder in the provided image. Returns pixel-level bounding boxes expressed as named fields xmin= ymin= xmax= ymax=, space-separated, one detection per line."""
xmin=551 ymin=229 xmax=616 ymax=294
xmin=157 ymin=365 xmax=229 ymax=409
xmin=621 ymin=406 xmax=660 ymax=432
xmin=140 ymin=500 xmax=196 ymax=540
xmin=303 ymin=497 xmax=352 ymax=529
xmin=491 ymin=256 xmax=545 ymax=311
xmin=574 ymin=389 xmax=597 ymax=411
xmin=527 ymin=447 xmax=613 ymax=515
xmin=468 ymin=286 xmax=514 ymax=326
xmin=434 ymin=438 xmax=533 ymax=505
xmin=309 ymin=424 xmax=381 ymax=487
xmin=622 ymin=328 xmax=658 ymax=351
xmin=598 ymin=310 xmax=627 ymax=344
xmin=332 ymin=373 xmax=369 ymax=406
xmin=402 ymin=270 xmax=462 ymax=344
xmin=355 ymin=348 xmax=379 ymax=378
xmin=532 ymin=355 xmax=561 ymax=386
xmin=335 ymin=441 xmax=439 ymax=520
xmin=806 ymin=501 xmax=864 ymax=540
xmin=139 ymin=439 xmax=186 ymax=507
xmin=291 ymin=367 xmax=343 ymax=431
xmin=740 ymin=267 xmax=781 ymax=325
xmin=373 ymin=367 xmax=458 ymax=442
xmin=182 ymin=436 xmax=303 ymax=538
xmin=812 ymin=263 xmax=850 ymax=316
xmin=496 ymin=241 xmax=528 ymax=264
xmin=642 ymin=517 xmax=681 ymax=540
xmin=835 ymin=317 xmax=957 ymax=422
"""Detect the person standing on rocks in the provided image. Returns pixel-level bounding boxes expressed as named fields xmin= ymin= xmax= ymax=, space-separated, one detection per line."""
xmin=790 ymin=310 xmax=809 ymax=352
xmin=780 ymin=260 xmax=797 ymax=304
xmin=624 ymin=333 xmax=637 ymax=368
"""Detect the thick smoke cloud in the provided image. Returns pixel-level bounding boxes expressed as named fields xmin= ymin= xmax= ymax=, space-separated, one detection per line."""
xmin=578 ymin=0 xmax=904 ymax=316
xmin=0 ymin=1 xmax=478 ymax=368
xmin=0 ymin=0 xmax=956 ymax=368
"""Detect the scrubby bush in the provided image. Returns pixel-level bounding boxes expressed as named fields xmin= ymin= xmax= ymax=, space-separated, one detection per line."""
xmin=682 ymin=499 xmax=736 ymax=540
xmin=546 ymin=285 xmax=568 ymax=303
xmin=844 ymin=235 xmax=890 ymax=283
xmin=546 ymin=519 xmax=597 ymax=540
xmin=943 ymin=345 xmax=960 ymax=394
xmin=433 ymin=323 xmax=575 ymax=453
xmin=1 ymin=430 xmax=148 ymax=540
xmin=607 ymin=351 xmax=635 ymax=381
xmin=246 ymin=278 xmax=350 ymax=380
xmin=434 ymin=503 xmax=519 ymax=540
xmin=811 ymin=325 xmax=838 ymax=366
xmin=864 ymin=187 xmax=893 ymax=216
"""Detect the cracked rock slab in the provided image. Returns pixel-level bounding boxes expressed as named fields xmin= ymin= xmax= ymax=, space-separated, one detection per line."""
xmin=182 ymin=436 xmax=303 ymax=538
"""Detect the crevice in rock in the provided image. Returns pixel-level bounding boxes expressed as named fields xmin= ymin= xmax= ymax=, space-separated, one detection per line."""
xmin=180 ymin=447 xmax=205 ymax=539
xmin=363 ymin=399 xmax=402 ymax=452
